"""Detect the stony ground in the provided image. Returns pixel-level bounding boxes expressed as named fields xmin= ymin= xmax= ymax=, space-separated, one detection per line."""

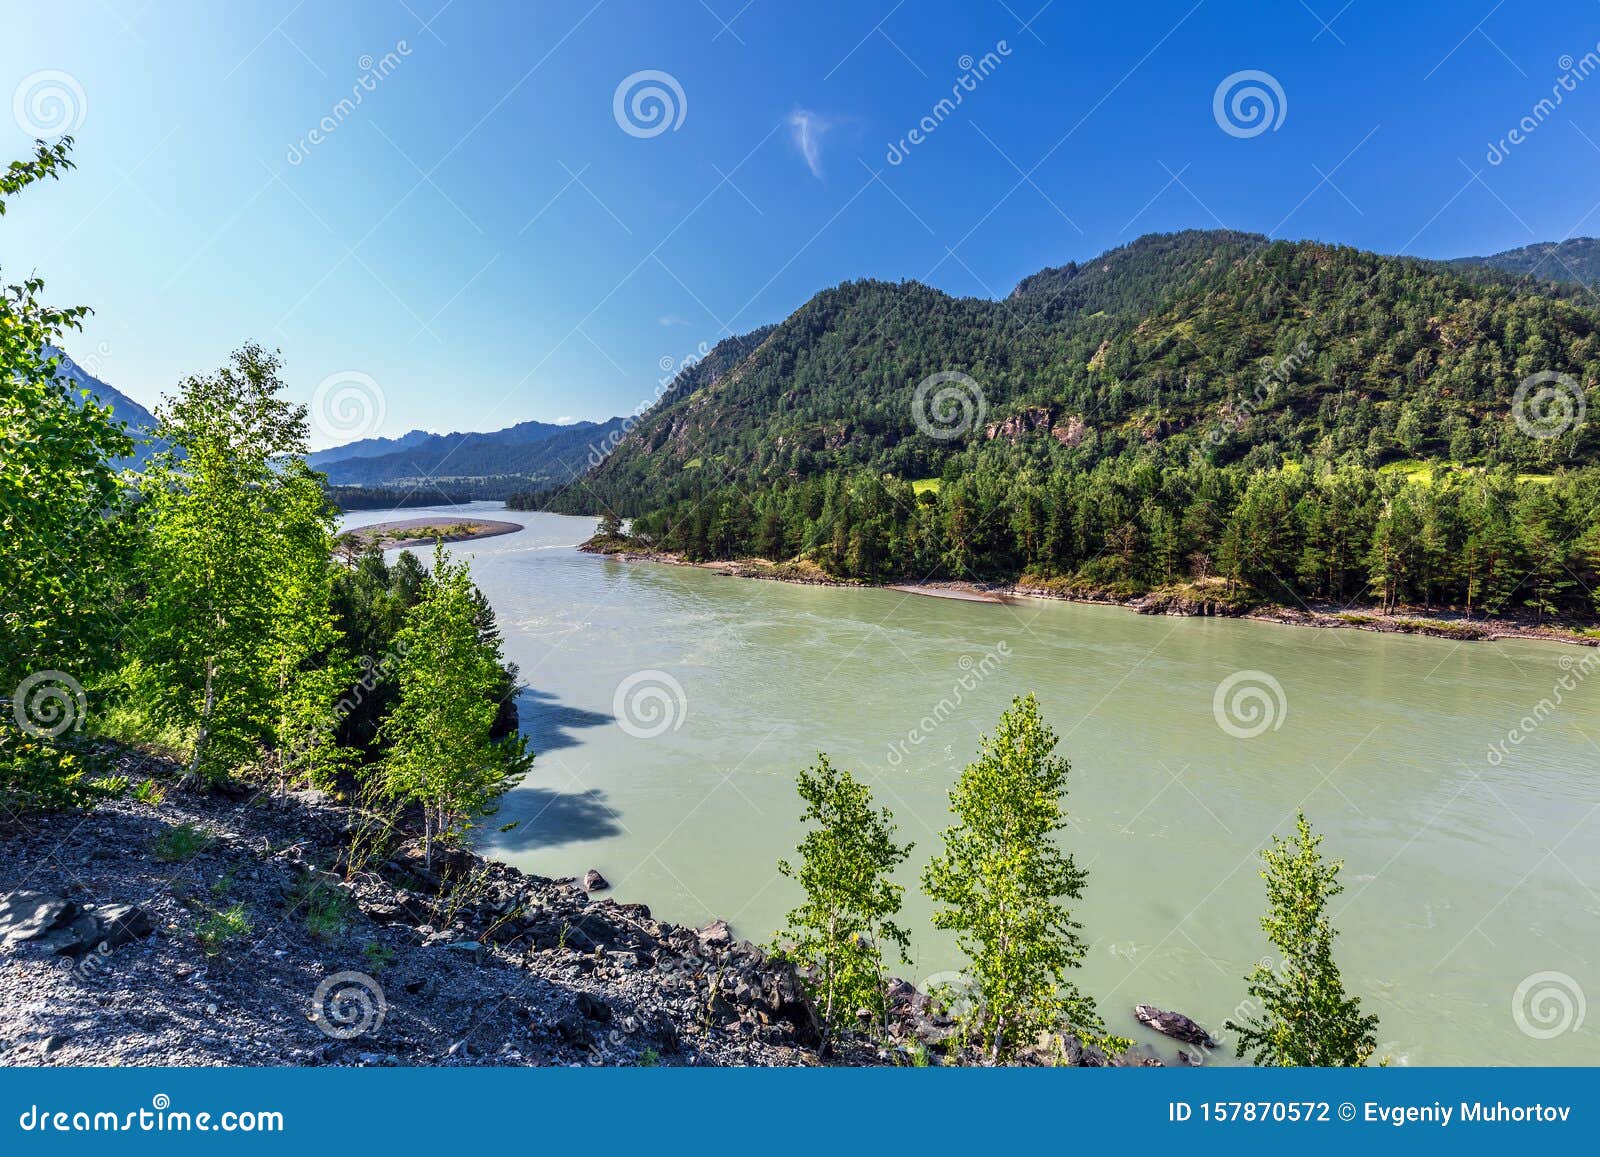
xmin=0 ymin=751 xmax=1209 ymax=1068
xmin=0 ymin=754 xmax=831 ymax=1067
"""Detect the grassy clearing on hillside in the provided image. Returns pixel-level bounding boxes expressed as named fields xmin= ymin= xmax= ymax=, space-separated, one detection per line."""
xmin=910 ymin=478 xmax=942 ymax=495
xmin=1378 ymin=459 xmax=1555 ymax=486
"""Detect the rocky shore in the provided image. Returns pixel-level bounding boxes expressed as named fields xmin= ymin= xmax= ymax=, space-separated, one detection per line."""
xmin=0 ymin=750 xmax=1210 ymax=1068
xmin=581 ymin=538 xmax=1600 ymax=648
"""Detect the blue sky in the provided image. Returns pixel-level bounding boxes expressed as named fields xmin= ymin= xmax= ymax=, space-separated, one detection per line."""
xmin=7 ymin=0 xmax=1600 ymax=446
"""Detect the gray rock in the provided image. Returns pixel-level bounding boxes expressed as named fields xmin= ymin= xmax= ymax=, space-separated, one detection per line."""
xmin=583 ymin=869 xmax=610 ymax=892
xmin=1133 ymin=1003 xmax=1216 ymax=1048
xmin=0 ymin=892 xmax=78 ymax=945
xmin=696 ymin=919 xmax=731 ymax=948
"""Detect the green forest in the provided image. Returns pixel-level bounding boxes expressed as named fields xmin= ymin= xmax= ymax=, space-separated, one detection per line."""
xmin=513 ymin=231 xmax=1600 ymax=619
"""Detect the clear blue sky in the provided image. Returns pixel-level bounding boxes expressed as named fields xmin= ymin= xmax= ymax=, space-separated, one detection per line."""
xmin=7 ymin=0 xmax=1600 ymax=446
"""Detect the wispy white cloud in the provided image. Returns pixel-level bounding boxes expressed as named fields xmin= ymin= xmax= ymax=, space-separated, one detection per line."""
xmin=553 ymin=415 xmax=578 ymax=424
xmin=788 ymin=108 xmax=830 ymax=179
xmin=657 ymin=314 xmax=692 ymax=327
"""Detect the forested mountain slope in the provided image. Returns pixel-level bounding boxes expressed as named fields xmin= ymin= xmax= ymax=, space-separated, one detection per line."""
xmin=518 ymin=231 xmax=1600 ymax=620
xmin=1452 ymin=238 xmax=1600 ymax=288
xmin=540 ymin=230 xmax=1598 ymax=515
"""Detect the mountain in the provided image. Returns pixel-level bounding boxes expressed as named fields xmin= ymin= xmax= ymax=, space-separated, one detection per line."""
xmin=306 ymin=429 xmax=438 ymax=466
xmin=317 ymin=415 xmax=631 ymax=496
xmin=1452 ymin=238 xmax=1600 ymax=287
xmin=508 ymin=230 xmax=1600 ymax=622
xmin=46 ymin=346 xmax=161 ymax=466
xmin=537 ymin=229 xmax=1599 ymax=520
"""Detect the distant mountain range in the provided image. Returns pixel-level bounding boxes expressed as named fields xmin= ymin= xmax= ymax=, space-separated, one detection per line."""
xmin=46 ymin=346 xmax=623 ymax=499
xmin=312 ymin=417 xmax=629 ymax=495
xmin=1452 ymin=237 xmax=1600 ymax=287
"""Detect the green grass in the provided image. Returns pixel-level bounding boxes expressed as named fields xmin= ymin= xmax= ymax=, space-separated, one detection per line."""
xmin=132 ymin=778 xmax=167 ymax=807
xmin=295 ymin=879 xmax=352 ymax=941
xmin=151 ymin=822 xmax=214 ymax=863
xmin=197 ymin=904 xmax=252 ymax=956
xmin=910 ymin=477 xmax=942 ymax=495
xmin=94 ymin=701 xmax=192 ymax=760
xmin=1378 ymin=459 xmax=1556 ymax=488
xmin=683 ymin=457 xmax=703 ymax=469
xmin=1378 ymin=458 xmax=1444 ymax=485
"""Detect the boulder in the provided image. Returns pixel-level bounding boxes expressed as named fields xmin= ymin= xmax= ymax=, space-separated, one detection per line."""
xmin=583 ymin=869 xmax=610 ymax=892
xmin=696 ymin=919 xmax=732 ymax=948
xmin=0 ymin=891 xmax=79 ymax=945
xmin=2 ymin=893 xmax=155 ymax=961
xmin=1133 ymin=1003 xmax=1216 ymax=1048
xmin=576 ymin=992 xmax=612 ymax=1023
xmin=90 ymin=904 xmax=154 ymax=952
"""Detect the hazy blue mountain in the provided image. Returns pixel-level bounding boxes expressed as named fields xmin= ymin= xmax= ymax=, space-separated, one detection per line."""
xmin=1451 ymin=238 xmax=1600 ymax=287
xmin=317 ymin=415 xmax=629 ymax=491
xmin=310 ymin=418 xmax=603 ymax=472
xmin=46 ymin=346 xmax=161 ymax=466
xmin=306 ymin=429 xmax=438 ymax=466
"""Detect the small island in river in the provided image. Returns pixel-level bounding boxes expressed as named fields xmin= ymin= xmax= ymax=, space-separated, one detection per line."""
xmin=340 ymin=516 xmax=523 ymax=552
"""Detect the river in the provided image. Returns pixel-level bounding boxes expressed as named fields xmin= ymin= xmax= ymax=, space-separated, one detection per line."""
xmin=341 ymin=502 xmax=1599 ymax=1064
